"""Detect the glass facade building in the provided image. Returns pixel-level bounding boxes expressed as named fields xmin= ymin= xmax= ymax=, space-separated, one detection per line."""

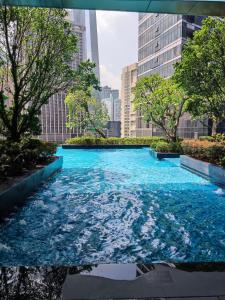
xmin=100 ymin=86 xmax=121 ymax=122
xmin=136 ymin=13 xmax=209 ymax=138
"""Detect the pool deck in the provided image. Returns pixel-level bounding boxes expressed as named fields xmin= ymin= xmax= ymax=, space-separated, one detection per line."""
xmin=62 ymin=264 xmax=225 ymax=299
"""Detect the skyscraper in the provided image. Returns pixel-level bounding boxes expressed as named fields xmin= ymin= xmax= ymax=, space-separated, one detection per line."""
xmin=40 ymin=10 xmax=87 ymax=143
xmin=135 ymin=13 xmax=209 ymax=138
xmin=121 ymin=63 xmax=138 ymax=138
xmin=101 ymin=86 xmax=120 ymax=122
xmin=100 ymin=86 xmax=121 ymax=137
xmin=89 ymin=10 xmax=100 ymax=82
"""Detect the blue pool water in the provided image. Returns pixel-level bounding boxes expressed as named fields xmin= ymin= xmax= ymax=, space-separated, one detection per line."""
xmin=1 ymin=147 xmax=225 ymax=266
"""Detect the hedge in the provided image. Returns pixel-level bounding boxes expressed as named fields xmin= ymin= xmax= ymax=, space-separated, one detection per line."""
xmin=151 ymin=140 xmax=183 ymax=153
xmin=182 ymin=140 xmax=225 ymax=167
xmin=65 ymin=136 xmax=165 ymax=146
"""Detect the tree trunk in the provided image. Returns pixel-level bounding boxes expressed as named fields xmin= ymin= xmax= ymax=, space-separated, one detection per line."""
xmin=212 ymin=119 xmax=220 ymax=135
xmin=7 ymin=129 xmax=21 ymax=143
xmin=92 ymin=125 xmax=106 ymax=138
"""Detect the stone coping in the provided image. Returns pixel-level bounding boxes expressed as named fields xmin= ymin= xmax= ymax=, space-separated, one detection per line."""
xmin=0 ymin=156 xmax=63 ymax=220
xmin=149 ymin=148 xmax=181 ymax=159
xmin=180 ymin=155 xmax=225 ymax=186
xmin=62 ymin=144 xmax=149 ymax=149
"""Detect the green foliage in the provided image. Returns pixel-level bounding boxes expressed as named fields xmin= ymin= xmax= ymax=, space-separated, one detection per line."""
xmin=65 ymin=90 xmax=108 ymax=138
xmin=133 ymin=74 xmax=188 ymax=142
xmin=151 ymin=140 xmax=183 ymax=153
xmin=72 ymin=60 xmax=100 ymax=96
xmin=0 ymin=7 xmax=78 ymax=142
xmin=65 ymin=136 xmax=164 ymax=146
xmin=212 ymin=133 xmax=225 ymax=143
xmin=174 ymin=17 xmax=225 ymax=134
xmin=199 ymin=134 xmax=225 ymax=142
xmin=219 ymin=157 xmax=225 ymax=168
xmin=199 ymin=136 xmax=215 ymax=142
xmin=182 ymin=140 xmax=225 ymax=166
xmin=0 ymin=139 xmax=57 ymax=182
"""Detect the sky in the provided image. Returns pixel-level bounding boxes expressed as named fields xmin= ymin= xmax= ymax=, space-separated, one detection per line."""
xmin=96 ymin=11 xmax=138 ymax=91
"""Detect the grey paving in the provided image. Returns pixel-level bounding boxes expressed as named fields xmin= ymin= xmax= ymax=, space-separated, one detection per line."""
xmin=62 ymin=265 xmax=225 ymax=300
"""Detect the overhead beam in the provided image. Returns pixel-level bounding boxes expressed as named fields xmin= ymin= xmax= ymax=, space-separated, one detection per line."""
xmin=0 ymin=0 xmax=225 ymax=16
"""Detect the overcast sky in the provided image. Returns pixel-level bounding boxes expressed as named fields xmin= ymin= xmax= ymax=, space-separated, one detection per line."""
xmin=96 ymin=11 xmax=138 ymax=91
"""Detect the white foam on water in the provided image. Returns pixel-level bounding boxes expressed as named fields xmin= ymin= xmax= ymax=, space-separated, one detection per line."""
xmin=141 ymin=213 xmax=155 ymax=236
xmin=165 ymin=213 xmax=176 ymax=222
xmin=0 ymin=243 xmax=11 ymax=252
xmin=170 ymin=246 xmax=177 ymax=255
xmin=61 ymin=224 xmax=74 ymax=232
xmin=151 ymin=238 xmax=160 ymax=249
xmin=34 ymin=200 xmax=47 ymax=209
xmin=214 ymin=188 xmax=225 ymax=195
xmin=19 ymin=220 xmax=27 ymax=226
xmin=179 ymin=226 xmax=191 ymax=245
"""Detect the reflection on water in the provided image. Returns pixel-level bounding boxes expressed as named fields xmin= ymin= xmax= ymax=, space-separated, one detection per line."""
xmin=0 ymin=265 xmax=92 ymax=299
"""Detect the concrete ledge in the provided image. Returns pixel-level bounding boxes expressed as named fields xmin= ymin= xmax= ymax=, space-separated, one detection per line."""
xmin=149 ymin=148 xmax=180 ymax=159
xmin=0 ymin=156 xmax=63 ymax=219
xmin=62 ymin=144 xmax=149 ymax=149
xmin=62 ymin=264 xmax=225 ymax=299
xmin=180 ymin=155 xmax=225 ymax=186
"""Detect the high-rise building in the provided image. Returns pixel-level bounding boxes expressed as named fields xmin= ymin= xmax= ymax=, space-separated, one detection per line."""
xmin=40 ymin=9 xmax=100 ymax=142
xmin=135 ymin=13 xmax=209 ymax=138
xmin=100 ymin=86 xmax=121 ymax=137
xmin=101 ymin=86 xmax=120 ymax=122
xmin=121 ymin=63 xmax=138 ymax=138
xmin=89 ymin=10 xmax=100 ymax=82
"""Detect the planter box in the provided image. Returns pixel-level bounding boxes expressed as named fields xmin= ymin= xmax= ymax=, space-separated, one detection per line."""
xmin=180 ymin=155 xmax=225 ymax=186
xmin=0 ymin=156 xmax=63 ymax=219
xmin=62 ymin=144 xmax=149 ymax=149
xmin=149 ymin=148 xmax=180 ymax=159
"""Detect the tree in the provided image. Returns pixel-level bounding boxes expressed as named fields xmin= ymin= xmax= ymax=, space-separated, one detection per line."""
xmin=133 ymin=74 xmax=187 ymax=142
xmin=65 ymin=90 xmax=108 ymax=138
xmin=0 ymin=7 xmax=78 ymax=142
xmin=174 ymin=17 xmax=225 ymax=134
xmin=65 ymin=59 xmax=106 ymax=137
xmin=72 ymin=60 xmax=100 ymax=96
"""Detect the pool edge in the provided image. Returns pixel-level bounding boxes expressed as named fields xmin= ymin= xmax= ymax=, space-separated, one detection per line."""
xmin=0 ymin=156 xmax=63 ymax=220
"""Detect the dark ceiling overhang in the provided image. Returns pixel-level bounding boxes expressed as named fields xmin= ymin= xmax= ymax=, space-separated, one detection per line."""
xmin=0 ymin=0 xmax=225 ymax=16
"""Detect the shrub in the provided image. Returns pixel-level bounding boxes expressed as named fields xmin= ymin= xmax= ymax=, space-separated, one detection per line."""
xmin=212 ymin=133 xmax=225 ymax=142
xmin=199 ymin=134 xmax=225 ymax=143
xmin=151 ymin=140 xmax=183 ymax=153
xmin=0 ymin=139 xmax=57 ymax=183
xmin=199 ymin=136 xmax=215 ymax=142
xmin=182 ymin=140 xmax=225 ymax=166
xmin=220 ymin=157 xmax=225 ymax=168
xmin=151 ymin=141 xmax=171 ymax=152
xmin=65 ymin=136 xmax=164 ymax=146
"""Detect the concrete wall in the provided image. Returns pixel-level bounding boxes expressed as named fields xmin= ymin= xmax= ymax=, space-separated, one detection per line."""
xmin=180 ymin=155 xmax=225 ymax=186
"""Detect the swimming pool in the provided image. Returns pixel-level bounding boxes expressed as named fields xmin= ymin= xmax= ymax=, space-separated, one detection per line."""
xmin=0 ymin=147 xmax=225 ymax=266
